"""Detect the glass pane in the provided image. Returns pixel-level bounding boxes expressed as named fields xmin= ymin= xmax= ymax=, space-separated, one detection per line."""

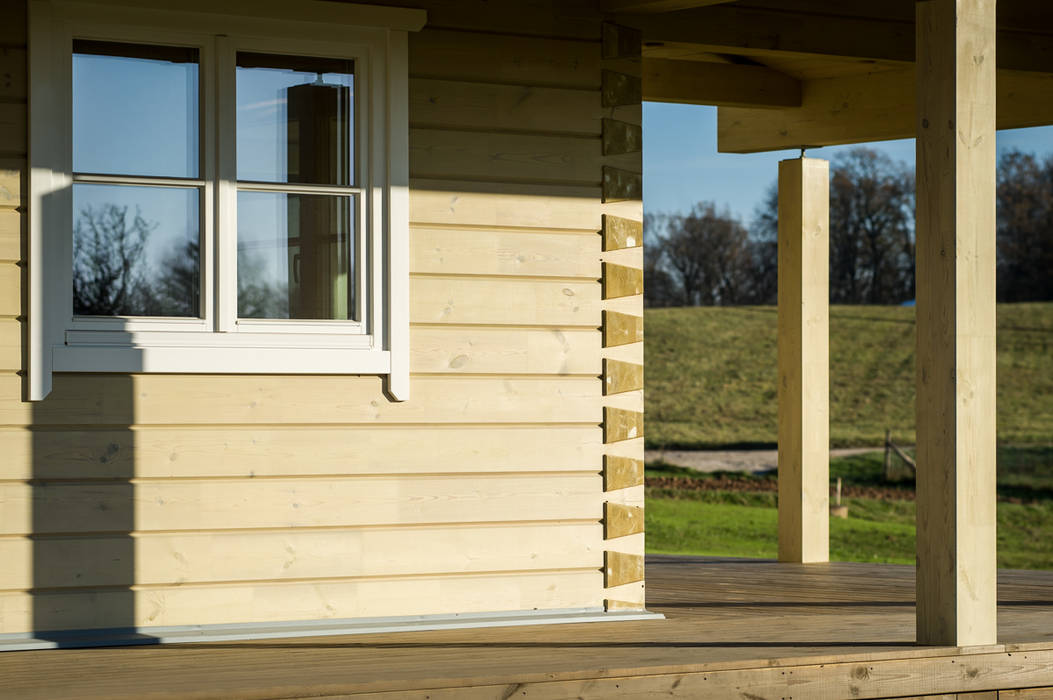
xmin=73 ymin=41 xmax=199 ymax=178
xmin=237 ymin=53 xmax=354 ymax=185
xmin=237 ymin=191 xmax=354 ymax=320
xmin=73 ymin=184 xmax=200 ymax=317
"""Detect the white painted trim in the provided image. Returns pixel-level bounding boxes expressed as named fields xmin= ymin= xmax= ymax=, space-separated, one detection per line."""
xmin=387 ymin=30 xmax=411 ymax=401
xmin=27 ymin=0 xmax=421 ymax=397
xmin=53 ymin=346 xmax=391 ymax=374
xmin=0 ymin=607 xmax=664 ymax=652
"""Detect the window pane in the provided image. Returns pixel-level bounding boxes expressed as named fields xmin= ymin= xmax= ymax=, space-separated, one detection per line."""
xmin=238 ymin=191 xmax=354 ymax=320
xmin=73 ymin=41 xmax=199 ymax=178
xmin=237 ymin=53 xmax=354 ymax=186
xmin=73 ymin=184 xmax=200 ymax=317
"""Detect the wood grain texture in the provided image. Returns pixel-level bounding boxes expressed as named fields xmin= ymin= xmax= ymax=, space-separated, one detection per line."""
xmin=602 ymin=262 xmax=643 ymax=299
xmin=602 ymin=310 xmax=643 ymax=347
xmin=643 ymin=57 xmax=802 ymax=108
xmin=0 ymin=473 xmax=604 ymax=535
xmin=411 ymin=327 xmax=600 ymax=375
xmin=0 ymin=207 xmax=20 ymax=260
xmin=601 ymin=22 xmax=641 ymax=60
xmin=603 ymin=550 xmax=643 ymax=587
xmin=603 ymin=455 xmax=644 ymax=491
xmin=0 ymin=569 xmax=603 ymax=633
xmin=410 ymin=276 xmax=601 ymax=326
xmin=0 ymin=375 xmax=603 ymax=426
xmin=0 ymin=317 xmax=20 ymax=370
xmin=410 ymin=227 xmax=600 ymax=278
xmin=603 ymin=502 xmax=644 ymax=539
xmin=0 ymin=262 xmax=20 ymax=315
xmin=777 ymin=157 xmax=830 ymax=564
xmin=602 ymin=214 xmax=642 ymax=251
xmin=602 ymin=70 xmax=642 ymax=108
xmin=914 ymin=0 xmax=998 ymax=647
xmin=0 ymin=522 xmax=604 ymax=589
xmin=410 ymin=128 xmax=602 ymax=185
xmin=603 ymin=407 xmax=643 ymax=443
xmin=602 ymin=358 xmax=643 ymax=395
xmin=0 ymin=425 xmax=604 ymax=480
xmin=410 ymin=29 xmax=599 ymax=89
xmin=602 ymin=166 xmax=642 ymax=202
xmin=410 ymin=181 xmax=601 ymax=231
xmin=0 ymin=164 xmax=21 ymax=206
xmin=3 ymin=557 xmax=1053 ymax=697
xmin=410 ymin=79 xmax=605 ymax=135
xmin=718 ymin=68 xmax=1053 ymax=153
xmin=601 ymin=119 xmax=642 ymax=156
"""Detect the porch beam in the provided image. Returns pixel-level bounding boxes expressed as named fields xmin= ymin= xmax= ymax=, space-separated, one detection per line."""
xmin=623 ymin=5 xmax=1053 ymax=73
xmin=642 ymin=57 xmax=801 ymax=108
xmin=914 ymin=0 xmax=998 ymax=647
xmin=602 ymin=0 xmax=736 ymax=13
xmin=777 ymin=157 xmax=830 ymax=564
xmin=716 ymin=68 xmax=1053 ymax=153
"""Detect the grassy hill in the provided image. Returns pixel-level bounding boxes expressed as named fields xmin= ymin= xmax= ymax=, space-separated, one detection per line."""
xmin=644 ymin=303 xmax=1053 ymax=448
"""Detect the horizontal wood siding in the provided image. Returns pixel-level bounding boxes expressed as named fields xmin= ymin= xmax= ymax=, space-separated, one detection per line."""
xmin=0 ymin=1 xmax=639 ymax=635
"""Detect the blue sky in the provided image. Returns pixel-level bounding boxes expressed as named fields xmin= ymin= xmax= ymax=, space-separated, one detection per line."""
xmin=643 ymin=103 xmax=1053 ymax=224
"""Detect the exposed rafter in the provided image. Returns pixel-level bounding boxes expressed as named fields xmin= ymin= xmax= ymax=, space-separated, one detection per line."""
xmin=623 ymin=5 xmax=1053 ymax=73
xmin=642 ymin=57 xmax=801 ymax=108
xmin=717 ymin=68 xmax=1053 ymax=153
xmin=602 ymin=0 xmax=737 ymax=13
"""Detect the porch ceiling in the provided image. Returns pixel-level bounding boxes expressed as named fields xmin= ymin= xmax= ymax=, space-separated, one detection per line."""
xmin=619 ymin=0 xmax=1053 ymax=152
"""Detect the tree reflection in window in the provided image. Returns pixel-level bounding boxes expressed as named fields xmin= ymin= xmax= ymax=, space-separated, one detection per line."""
xmin=72 ymin=203 xmax=200 ymax=317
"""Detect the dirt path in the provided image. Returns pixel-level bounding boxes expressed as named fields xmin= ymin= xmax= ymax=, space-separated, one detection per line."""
xmin=644 ymin=447 xmax=881 ymax=474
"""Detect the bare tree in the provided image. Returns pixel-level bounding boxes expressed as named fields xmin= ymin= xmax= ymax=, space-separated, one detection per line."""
xmin=997 ymin=150 xmax=1053 ymax=302
xmin=73 ymin=203 xmax=156 ymax=316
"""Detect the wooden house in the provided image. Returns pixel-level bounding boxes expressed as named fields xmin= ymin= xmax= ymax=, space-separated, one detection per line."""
xmin=2 ymin=0 xmax=1053 ymax=698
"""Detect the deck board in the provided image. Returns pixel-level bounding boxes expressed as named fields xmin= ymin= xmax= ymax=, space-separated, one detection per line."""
xmin=2 ymin=556 xmax=1052 ymax=699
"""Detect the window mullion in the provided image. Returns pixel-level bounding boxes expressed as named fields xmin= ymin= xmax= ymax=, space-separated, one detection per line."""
xmin=214 ymin=35 xmax=238 ymax=333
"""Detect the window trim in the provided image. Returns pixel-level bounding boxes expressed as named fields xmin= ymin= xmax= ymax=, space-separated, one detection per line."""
xmin=28 ymin=0 xmax=422 ymax=401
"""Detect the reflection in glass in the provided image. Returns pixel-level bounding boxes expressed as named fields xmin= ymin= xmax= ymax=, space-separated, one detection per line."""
xmin=73 ymin=41 xmax=199 ymax=178
xmin=237 ymin=53 xmax=354 ymax=185
xmin=238 ymin=191 xmax=354 ymax=320
xmin=73 ymin=184 xmax=200 ymax=317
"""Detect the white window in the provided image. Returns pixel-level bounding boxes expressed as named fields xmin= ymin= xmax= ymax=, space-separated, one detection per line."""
xmin=28 ymin=0 xmax=423 ymax=400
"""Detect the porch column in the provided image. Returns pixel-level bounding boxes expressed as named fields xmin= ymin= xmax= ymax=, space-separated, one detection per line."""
xmin=777 ymin=157 xmax=830 ymax=564
xmin=915 ymin=0 xmax=998 ymax=646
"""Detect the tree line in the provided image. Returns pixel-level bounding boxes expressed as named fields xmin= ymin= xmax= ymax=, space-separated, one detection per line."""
xmin=644 ymin=147 xmax=1053 ymax=307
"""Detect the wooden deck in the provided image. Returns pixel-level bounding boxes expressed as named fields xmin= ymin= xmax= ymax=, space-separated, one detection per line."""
xmin=3 ymin=555 xmax=1053 ymax=699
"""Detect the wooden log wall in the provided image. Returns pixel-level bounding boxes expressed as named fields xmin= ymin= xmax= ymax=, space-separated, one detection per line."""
xmin=0 ymin=1 xmax=647 ymax=635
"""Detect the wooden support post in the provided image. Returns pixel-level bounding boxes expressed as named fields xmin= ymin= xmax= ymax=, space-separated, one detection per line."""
xmin=777 ymin=157 xmax=829 ymax=564
xmin=915 ymin=0 xmax=998 ymax=647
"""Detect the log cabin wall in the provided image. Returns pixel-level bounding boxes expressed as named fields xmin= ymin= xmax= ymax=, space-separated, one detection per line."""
xmin=0 ymin=1 xmax=645 ymax=635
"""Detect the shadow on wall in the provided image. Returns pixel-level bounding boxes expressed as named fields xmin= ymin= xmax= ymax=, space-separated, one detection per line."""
xmin=32 ymin=376 xmax=156 ymax=646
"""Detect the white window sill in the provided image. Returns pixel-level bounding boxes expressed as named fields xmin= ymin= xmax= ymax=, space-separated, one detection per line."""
xmin=52 ymin=345 xmax=391 ymax=374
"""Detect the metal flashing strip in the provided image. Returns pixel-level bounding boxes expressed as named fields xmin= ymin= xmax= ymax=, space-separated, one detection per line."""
xmin=0 ymin=607 xmax=664 ymax=652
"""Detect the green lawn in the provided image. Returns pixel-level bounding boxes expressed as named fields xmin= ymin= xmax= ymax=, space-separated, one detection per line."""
xmin=644 ymin=303 xmax=1053 ymax=448
xmin=645 ymin=448 xmax=1053 ymax=569
xmin=645 ymin=496 xmax=1053 ymax=569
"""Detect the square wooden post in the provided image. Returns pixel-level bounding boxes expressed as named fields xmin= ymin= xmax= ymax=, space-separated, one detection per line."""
xmin=777 ymin=157 xmax=830 ymax=564
xmin=915 ymin=0 xmax=998 ymax=646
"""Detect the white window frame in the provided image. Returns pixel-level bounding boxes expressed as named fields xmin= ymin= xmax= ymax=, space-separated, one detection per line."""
xmin=28 ymin=0 xmax=423 ymax=401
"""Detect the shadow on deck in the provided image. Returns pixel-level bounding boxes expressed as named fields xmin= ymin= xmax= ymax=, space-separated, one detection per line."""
xmin=3 ymin=555 xmax=1053 ymax=699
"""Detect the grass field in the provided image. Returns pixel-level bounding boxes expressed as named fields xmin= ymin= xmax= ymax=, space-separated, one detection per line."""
xmin=644 ymin=303 xmax=1053 ymax=448
xmin=645 ymin=448 xmax=1053 ymax=569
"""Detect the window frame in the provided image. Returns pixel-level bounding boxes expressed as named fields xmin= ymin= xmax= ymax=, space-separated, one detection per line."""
xmin=28 ymin=0 xmax=421 ymax=400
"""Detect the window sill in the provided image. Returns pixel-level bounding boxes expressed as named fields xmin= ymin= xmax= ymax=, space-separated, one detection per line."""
xmin=52 ymin=345 xmax=391 ymax=374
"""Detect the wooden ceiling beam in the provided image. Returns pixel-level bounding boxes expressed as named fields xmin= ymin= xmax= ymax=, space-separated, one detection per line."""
xmin=602 ymin=0 xmax=737 ymax=13
xmin=717 ymin=67 xmax=1053 ymax=153
xmin=624 ymin=5 xmax=1053 ymax=73
xmin=642 ymin=57 xmax=801 ymax=108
